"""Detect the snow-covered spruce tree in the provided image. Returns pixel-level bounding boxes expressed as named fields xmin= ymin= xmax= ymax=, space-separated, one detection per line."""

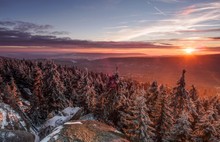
xmin=0 ymin=74 xmax=3 ymax=92
xmin=146 ymin=81 xmax=159 ymax=119
xmin=119 ymin=92 xmax=155 ymax=142
xmin=136 ymin=95 xmax=155 ymax=142
xmin=43 ymin=62 xmax=69 ymax=115
xmin=0 ymin=74 xmax=3 ymax=84
xmin=2 ymin=62 xmax=12 ymax=83
xmin=0 ymin=74 xmax=3 ymax=95
xmin=2 ymin=83 xmax=14 ymax=105
xmin=94 ymin=71 xmax=121 ymax=124
xmin=86 ymin=84 xmax=98 ymax=113
xmin=12 ymin=59 xmax=33 ymax=87
xmin=2 ymin=78 xmax=21 ymax=111
xmin=74 ymin=69 xmax=90 ymax=107
xmin=32 ymin=66 xmax=44 ymax=105
xmin=147 ymin=81 xmax=159 ymax=102
xmin=172 ymin=70 xmax=190 ymax=117
xmin=113 ymin=79 xmax=134 ymax=113
xmin=10 ymin=77 xmax=21 ymax=106
xmin=169 ymin=110 xmax=193 ymax=142
xmin=194 ymin=100 xmax=205 ymax=118
xmin=193 ymin=104 xmax=219 ymax=141
xmin=64 ymin=68 xmax=81 ymax=106
xmin=216 ymin=99 xmax=220 ymax=115
xmin=189 ymin=85 xmax=198 ymax=102
xmin=118 ymin=96 xmax=139 ymax=141
xmin=109 ymin=80 xmax=133 ymax=126
xmin=172 ymin=70 xmax=198 ymax=119
xmin=154 ymin=85 xmax=174 ymax=142
xmin=151 ymin=84 xmax=165 ymax=122
xmin=29 ymin=66 xmax=44 ymax=125
xmin=62 ymin=67 xmax=75 ymax=106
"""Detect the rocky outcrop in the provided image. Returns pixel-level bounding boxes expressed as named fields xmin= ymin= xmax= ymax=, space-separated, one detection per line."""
xmin=39 ymin=107 xmax=83 ymax=140
xmin=41 ymin=120 xmax=130 ymax=142
xmin=0 ymin=129 xmax=35 ymax=142
xmin=0 ymin=103 xmax=29 ymax=131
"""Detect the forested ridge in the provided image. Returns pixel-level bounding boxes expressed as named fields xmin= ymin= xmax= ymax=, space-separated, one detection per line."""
xmin=0 ymin=56 xmax=219 ymax=142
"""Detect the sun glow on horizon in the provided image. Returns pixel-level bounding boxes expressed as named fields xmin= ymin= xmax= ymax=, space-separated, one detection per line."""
xmin=183 ymin=48 xmax=196 ymax=54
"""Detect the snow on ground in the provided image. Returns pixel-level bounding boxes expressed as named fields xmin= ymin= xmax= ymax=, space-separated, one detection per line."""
xmin=20 ymin=97 xmax=31 ymax=106
xmin=62 ymin=107 xmax=80 ymax=116
xmin=40 ymin=126 xmax=63 ymax=142
xmin=80 ymin=113 xmax=96 ymax=120
xmin=7 ymin=131 xmax=16 ymax=137
xmin=41 ymin=107 xmax=80 ymax=129
xmin=23 ymin=88 xmax=32 ymax=96
xmin=30 ymin=128 xmax=40 ymax=142
xmin=0 ymin=103 xmax=27 ymax=130
xmin=0 ymin=108 xmax=8 ymax=129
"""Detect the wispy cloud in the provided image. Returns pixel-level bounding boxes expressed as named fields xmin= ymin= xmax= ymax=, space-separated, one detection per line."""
xmin=157 ymin=0 xmax=180 ymax=3
xmin=0 ymin=21 xmax=52 ymax=32
xmin=180 ymin=2 xmax=220 ymax=15
xmin=103 ymin=25 xmax=129 ymax=30
xmin=153 ymin=6 xmax=166 ymax=16
xmin=147 ymin=0 xmax=180 ymax=3
xmin=104 ymin=2 xmax=220 ymax=41
xmin=0 ymin=20 xmax=69 ymax=36
xmin=177 ymin=28 xmax=220 ymax=33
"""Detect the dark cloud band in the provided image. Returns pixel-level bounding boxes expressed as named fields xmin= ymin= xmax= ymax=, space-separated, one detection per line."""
xmin=0 ymin=20 xmax=178 ymax=49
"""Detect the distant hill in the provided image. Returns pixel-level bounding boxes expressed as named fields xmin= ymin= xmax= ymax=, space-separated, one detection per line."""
xmin=53 ymin=54 xmax=220 ymax=93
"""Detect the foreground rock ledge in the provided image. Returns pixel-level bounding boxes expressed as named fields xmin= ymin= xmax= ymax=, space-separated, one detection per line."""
xmin=41 ymin=120 xmax=130 ymax=142
xmin=0 ymin=129 xmax=35 ymax=142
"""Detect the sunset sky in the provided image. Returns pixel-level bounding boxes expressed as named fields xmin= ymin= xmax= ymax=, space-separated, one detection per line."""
xmin=0 ymin=0 xmax=220 ymax=57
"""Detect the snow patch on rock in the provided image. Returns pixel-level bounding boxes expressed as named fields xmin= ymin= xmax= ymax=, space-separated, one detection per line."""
xmin=7 ymin=132 xmax=16 ymax=137
xmin=41 ymin=107 xmax=80 ymax=129
xmin=80 ymin=113 xmax=96 ymax=120
xmin=23 ymin=88 xmax=32 ymax=96
xmin=40 ymin=126 xmax=63 ymax=142
xmin=62 ymin=107 xmax=80 ymax=116
xmin=64 ymin=121 xmax=82 ymax=125
xmin=0 ymin=108 xmax=8 ymax=129
xmin=0 ymin=103 xmax=27 ymax=130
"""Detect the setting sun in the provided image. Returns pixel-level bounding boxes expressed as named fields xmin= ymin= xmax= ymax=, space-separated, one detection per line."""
xmin=184 ymin=48 xmax=195 ymax=54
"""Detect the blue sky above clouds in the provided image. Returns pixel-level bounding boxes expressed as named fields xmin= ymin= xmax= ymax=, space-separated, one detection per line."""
xmin=0 ymin=0 xmax=219 ymax=56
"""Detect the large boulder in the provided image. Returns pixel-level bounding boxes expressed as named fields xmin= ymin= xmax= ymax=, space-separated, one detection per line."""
xmin=0 ymin=129 xmax=35 ymax=142
xmin=41 ymin=120 xmax=130 ymax=142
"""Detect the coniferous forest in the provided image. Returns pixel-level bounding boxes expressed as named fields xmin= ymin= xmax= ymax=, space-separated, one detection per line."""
xmin=0 ymin=56 xmax=220 ymax=142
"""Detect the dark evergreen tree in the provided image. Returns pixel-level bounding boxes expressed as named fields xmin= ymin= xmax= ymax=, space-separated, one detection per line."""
xmin=154 ymin=86 xmax=174 ymax=142
xmin=29 ymin=66 xmax=44 ymax=125
xmin=172 ymin=70 xmax=190 ymax=117
xmin=32 ymin=66 xmax=44 ymax=105
xmin=86 ymin=84 xmax=98 ymax=113
xmin=10 ymin=77 xmax=21 ymax=105
xmin=119 ymin=92 xmax=155 ymax=142
xmin=169 ymin=110 xmax=193 ymax=142
xmin=193 ymin=105 xmax=219 ymax=141
xmin=189 ymin=85 xmax=198 ymax=102
xmin=43 ymin=63 xmax=69 ymax=115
